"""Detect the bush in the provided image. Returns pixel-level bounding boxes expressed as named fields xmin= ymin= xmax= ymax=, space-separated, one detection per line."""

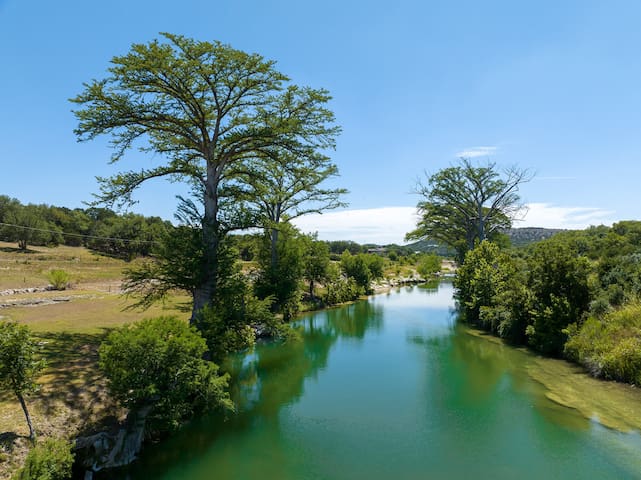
xmin=454 ymin=241 xmax=516 ymax=324
xmin=47 ymin=270 xmax=70 ymax=291
xmin=99 ymin=316 xmax=233 ymax=432
xmin=564 ymin=304 xmax=641 ymax=384
xmin=323 ymin=277 xmax=362 ymax=305
xmin=416 ymin=254 xmax=441 ymax=278
xmin=13 ymin=438 xmax=74 ymax=480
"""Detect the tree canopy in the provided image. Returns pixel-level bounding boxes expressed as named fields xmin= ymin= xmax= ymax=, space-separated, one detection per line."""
xmin=72 ymin=33 xmax=340 ymax=320
xmin=406 ymin=158 xmax=531 ymax=262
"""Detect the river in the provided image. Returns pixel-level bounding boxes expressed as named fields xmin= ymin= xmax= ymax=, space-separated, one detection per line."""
xmin=124 ymin=282 xmax=641 ymax=479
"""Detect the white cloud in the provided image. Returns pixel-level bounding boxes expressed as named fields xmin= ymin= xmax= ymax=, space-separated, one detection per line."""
xmin=291 ymin=203 xmax=616 ymax=246
xmin=292 ymin=207 xmax=418 ymax=245
xmin=456 ymin=146 xmax=498 ymax=158
xmin=517 ymin=203 xmax=615 ymax=229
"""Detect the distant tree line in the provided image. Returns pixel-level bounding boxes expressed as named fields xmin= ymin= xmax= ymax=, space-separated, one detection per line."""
xmin=0 ymin=195 xmax=171 ymax=259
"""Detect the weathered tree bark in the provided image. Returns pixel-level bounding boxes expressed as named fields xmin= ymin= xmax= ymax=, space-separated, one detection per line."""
xmin=75 ymin=405 xmax=152 ymax=475
xmin=191 ymin=168 xmax=221 ymax=323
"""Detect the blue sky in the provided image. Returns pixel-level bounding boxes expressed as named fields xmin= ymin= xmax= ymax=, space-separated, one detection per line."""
xmin=1 ymin=0 xmax=640 ymax=244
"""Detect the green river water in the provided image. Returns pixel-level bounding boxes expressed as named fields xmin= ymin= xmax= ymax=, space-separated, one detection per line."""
xmin=125 ymin=283 xmax=641 ymax=479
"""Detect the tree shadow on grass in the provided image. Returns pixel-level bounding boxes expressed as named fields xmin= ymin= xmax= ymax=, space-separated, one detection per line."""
xmin=34 ymin=330 xmax=121 ymax=435
xmin=0 ymin=246 xmax=38 ymax=254
xmin=0 ymin=431 xmax=21 ymax=448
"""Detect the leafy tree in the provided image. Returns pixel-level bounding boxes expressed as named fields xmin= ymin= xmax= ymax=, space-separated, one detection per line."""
xmin=323 ymin=263 xmax=361 ymax=305
xmin=0 ymin=195 xmax=20 ymax=224
xmin=254 ymin=223 xmax=306 ymax=319
xmin=86 ymin=212 xmax=169 ymax=260
xmin=327 ymin=240 xmax=363 ymax=256
xmin=235 ymin=148 xmax=346 ymax=274
xmin=525 ymin=239 xmax=592 ymax=356
xmin=3 ymin=204 xmax=59 ymax=251
xmin=406 ymin=158 xmax=531 ymax=262
xmin=303 ymin=236 xmax=331 ymax=299
xmin=340 ymin=251 xmax=383 ymax=294
xmin=99 ymin=316 xmax=233 ymax=432
xmin=454 ymin=241 xmax=517 ymax=328
xmin=72 ymin=33 xmax=339 ymax=321
xmin=0 ymin=322 xmax=46 ymax=441
xmin=416 ymin=253 xmax=441 ymax=278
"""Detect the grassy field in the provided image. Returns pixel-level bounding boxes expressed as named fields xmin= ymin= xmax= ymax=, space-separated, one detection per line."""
xmin=0 ymin=241 xmax=126 ymax=291
xmin=0 ymin=242 xmax=189 ymax=479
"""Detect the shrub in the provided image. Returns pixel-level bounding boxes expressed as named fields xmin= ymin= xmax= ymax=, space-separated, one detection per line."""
xmin=13 ymin=438 xmax=74 ymax=480
xmin=99 ymin=316 xmax=233 ymax=432
xmin=416 ymin=254 xmax=441 ymax=278
xmin=47 ymin=270 xmax=70 ymax=291
xmin=564 ymin=303 xmax=641 ymax=384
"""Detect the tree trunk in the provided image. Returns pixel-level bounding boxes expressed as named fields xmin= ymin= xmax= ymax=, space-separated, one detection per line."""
xmin=270 ymin=204 xmax=282 ymax=272
xmin=309 ymin=279 xmax=315 ymax=299
xmin=270 ymin=227 xmax=279 ymax=271
xmin=191 ymin=168 xmax=221 ymax=324
xmin=17 ymin=392 xmax=35 ymax=441
xmin=478 ymin=203 xmax=485 ymax=243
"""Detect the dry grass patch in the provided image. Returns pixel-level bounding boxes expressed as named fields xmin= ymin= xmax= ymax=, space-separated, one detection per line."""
xmin=0 ymin=241 xmax=127 ymax=291
xmin=2 ymin=294 xmax=190 ymax=334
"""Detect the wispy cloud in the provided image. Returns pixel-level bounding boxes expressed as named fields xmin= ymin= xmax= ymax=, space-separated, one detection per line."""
xmin=456 ymin=146 xmax=498 ymax=158
xmin=518 ymin=203 xmax=615 ymax=229
xmin=292 ymin=207 xmax=418 ymax=245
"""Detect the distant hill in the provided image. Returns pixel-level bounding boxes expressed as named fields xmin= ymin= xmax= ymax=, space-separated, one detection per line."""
xmin=404 ymin=227 xmax=564 ymax=253
xmin=506 ymin=227 xmax=565 ymax=247
xmin=403 ymin=240 xmax=453 ymax=255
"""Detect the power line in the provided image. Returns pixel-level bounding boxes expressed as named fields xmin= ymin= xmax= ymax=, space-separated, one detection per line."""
xmin=0 ymin=222 xmax=160 ymax=244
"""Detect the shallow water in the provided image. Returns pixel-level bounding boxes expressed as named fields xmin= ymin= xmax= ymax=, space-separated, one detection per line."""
xmin=125 ymin=283 xmax=641 ymax=479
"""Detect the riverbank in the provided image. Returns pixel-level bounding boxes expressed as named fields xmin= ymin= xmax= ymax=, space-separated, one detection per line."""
xmin=465 ymin=328 xmax=641 ymax=433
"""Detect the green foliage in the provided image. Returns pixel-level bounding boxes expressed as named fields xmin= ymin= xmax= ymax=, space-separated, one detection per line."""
xmin=525 ymin=239 xmax=592 ymax=356
xmin=46 ymin=270 xmax=70 ymax=291
xmin=319 ymin=263 xmax=360 ymax=305
xmin=99 ymin=316 xmax=233 ymax=432
xmin=196 ymin=275 xmax=273 ymax=361
xmin=85 ymin=212 xmax=170 ymax=260
xmin=123 ymin=225 xmax=207 ymax=309
xmin=454 ymin=241 xmax=516 ymax=327
xmin=327 ymin=240 xmax=364 ymax=256
xmin=254 ymin=225 xmax=306 ymax=319
xmin=13 ymin=438 xmax=74 ymax=480
xmin=406 ymin=158 xmax=531 ymax=262
xmin=0 ymin=322 xmax=46 ymax=440
xmin=454 ymin=220 xmax=641 ymax=384
xmin=565 ymin=304 xmax=641 ymax=384
xmin=1 ymin=204 xmax=61 ymax=250
xmin=340 ymin=251 xmax=372 ymax=293
xmin=303 ymin=237 xmax=331 ymax=298
xmin=365 ymin=254 xmax=385 ymax=281
xmin=416 ymin=253 xmax=441 ymax=278
xmin=72 ymin=33 xmax=340 ymax=319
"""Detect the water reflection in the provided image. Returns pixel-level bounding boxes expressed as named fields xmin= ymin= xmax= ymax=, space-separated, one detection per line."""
xmin=125 ymin=284 xmax=641 ymax=480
